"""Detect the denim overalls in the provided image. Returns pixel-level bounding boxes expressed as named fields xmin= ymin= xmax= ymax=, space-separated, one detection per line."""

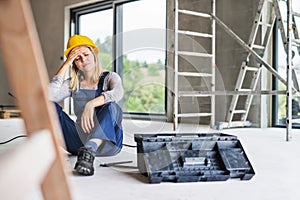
xmin=55 ymin=72 xmax=123 ymax=156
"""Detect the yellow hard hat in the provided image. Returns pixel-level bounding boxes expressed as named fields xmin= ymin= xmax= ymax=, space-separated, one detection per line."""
xmin=64 ymin=34 xmax=99 ymax=57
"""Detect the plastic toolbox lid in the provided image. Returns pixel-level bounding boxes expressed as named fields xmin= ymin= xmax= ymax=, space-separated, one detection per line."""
xmin=134 ymin=133 xmax=255 ymax=183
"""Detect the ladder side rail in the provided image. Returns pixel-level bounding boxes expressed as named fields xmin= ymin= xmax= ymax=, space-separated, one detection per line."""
xmin=174 ymin=0 xmax=179 ymax=130
xmin=242 ymin=67 xmax=262 ymax=121
xmin=211 ymin=0 xmax=216 ymax=127
xmin=225 ymin=62 xmax=248 ymax=123
xmin=286 ymin=0 xmax=293 ymax=141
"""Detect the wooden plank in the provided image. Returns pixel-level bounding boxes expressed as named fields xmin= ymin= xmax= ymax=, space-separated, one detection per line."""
xmin=0 ymin=130 xmax=55 ymax=200
xmin=0 ymin=0 xmax=72 ymax=199
xmin=0 ymin=109 xmax=21 ymax=119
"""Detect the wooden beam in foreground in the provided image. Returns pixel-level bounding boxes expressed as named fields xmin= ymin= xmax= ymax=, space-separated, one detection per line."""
xmin=0 ymin=0 xmax=72 ymax=199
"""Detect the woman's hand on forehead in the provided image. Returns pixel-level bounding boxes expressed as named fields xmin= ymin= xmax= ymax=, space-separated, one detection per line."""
xmin=72 ymin=46 xmax=91 ymax=58
xmin=73 ymin=46 xmax=90 ymax=53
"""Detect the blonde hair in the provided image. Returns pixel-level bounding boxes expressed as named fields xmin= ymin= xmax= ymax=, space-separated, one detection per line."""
xmin=69 ymin=46 xmax=102 ymax=91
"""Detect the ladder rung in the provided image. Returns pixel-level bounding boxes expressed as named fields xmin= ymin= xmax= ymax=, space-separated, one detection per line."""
xmin=252 ymin=44 xmax=265 ymax=50
xmin=178 ymin=9 xmax=211 ymax=18
xmin=292 ymin=39 xmax=300 ymax=45
xmin=177 ymin=113 xmax=212 ymax=117
xmin=238 ymin=89 xmax=252 ymax=92
xmin=293 ymin=11 xmax=300 ymax=18
xmin=292 ymin=92 xmax=300 ymax=97
xmin=257 ymin=22 xmax=272 ymax=27
xmin=178 ymin=51 xmax=212 ymax=57
xmin=232 ymin=110 xmax=246 ymax=114
xmin=177 ymin=72 xmax=212 ymax=77
xmin=177 ymin=30 xmax=213 ymax=38
xmin=217 ymin=120 xmax=252 ymax=129
xmin=292 ymin=66 xmax=300 ymax=70
xmin=179 ymin=91 xmax=212 ymax=97
xmin=291 ymin=118 xmax=300 ymax=123
xmin=245 ymin=66 xmax=260 ymax=71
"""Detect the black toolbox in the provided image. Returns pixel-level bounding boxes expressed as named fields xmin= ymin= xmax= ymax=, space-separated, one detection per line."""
xmin=134 ymin=133 xmax=255 ymax=183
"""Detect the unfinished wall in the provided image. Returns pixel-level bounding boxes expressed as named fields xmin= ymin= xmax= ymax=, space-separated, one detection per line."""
xmin=0 ymin=0 xmax=265 ymax=127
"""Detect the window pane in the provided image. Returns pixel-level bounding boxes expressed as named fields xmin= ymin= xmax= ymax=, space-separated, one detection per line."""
xmin=79 ymin=9 xmax=113 ymax=71
xmin=120 ymin=0 xmax=166 ymax=114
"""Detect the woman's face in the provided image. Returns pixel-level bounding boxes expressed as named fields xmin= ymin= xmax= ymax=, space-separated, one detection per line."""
xmin=73 ymin=46 xmax=96 ymax=73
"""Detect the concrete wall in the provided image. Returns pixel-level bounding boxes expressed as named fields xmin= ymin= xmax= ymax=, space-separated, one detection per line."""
xmin=0 ymin=0 xmax=266 ymax=127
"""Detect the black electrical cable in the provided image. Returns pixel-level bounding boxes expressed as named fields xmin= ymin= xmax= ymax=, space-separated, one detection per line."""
xmin=122 ymin=143 xmax=137 ymax=148
xmin=0 ymin=135 xmax=137 ymax=148
xmin=0 ymin=135 xmax=27 ymax=145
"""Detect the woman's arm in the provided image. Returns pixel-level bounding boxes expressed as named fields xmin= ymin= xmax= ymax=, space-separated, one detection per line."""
xmin=48 ymin=57 xmax=72 ymax=102
xmin=48 ymin=76 xmax=71 ymax=102
xmin=102 ymin=72 xmax=124 ymax=103
xmin=49 ymin=47 xmax=84 ymax=102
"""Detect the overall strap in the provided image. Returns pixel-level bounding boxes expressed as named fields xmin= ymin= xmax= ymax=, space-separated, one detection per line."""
xmin=96 ymin=71 xmax=109 ymax=97
xmin=98 ymin=71 xmax=109 ymax=87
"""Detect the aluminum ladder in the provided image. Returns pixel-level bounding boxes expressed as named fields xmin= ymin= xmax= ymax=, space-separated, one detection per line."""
xmin=216 ymin=0 xmax=276 ymax=129
xmin=173 ymin=0 xmax=216 ymax=130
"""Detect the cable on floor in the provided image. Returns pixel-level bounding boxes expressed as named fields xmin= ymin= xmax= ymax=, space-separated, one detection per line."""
xmin=0 ymin=135 xmax=137 ymax=148
xmin=0 ymin=135 xmax=27 ymax=145
xmin=122 ymin=143 xmax=137 ymax=148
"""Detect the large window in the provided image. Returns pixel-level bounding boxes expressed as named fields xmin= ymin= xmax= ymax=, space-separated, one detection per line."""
xmin=70 ymin=0 xmax=166 ymax=117
xmin=274 ymin=1 xmax=300 ymax=126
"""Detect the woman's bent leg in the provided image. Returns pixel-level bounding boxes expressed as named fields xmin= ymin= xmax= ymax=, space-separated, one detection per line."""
xmin=54 ymin=102 xmax=83 ymax=155
xmin=87 ymin=102 xmax=123 ymax=156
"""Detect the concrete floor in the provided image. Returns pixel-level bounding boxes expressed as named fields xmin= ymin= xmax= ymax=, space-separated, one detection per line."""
xmin=1 ymin=118 xmax=300 ymax=200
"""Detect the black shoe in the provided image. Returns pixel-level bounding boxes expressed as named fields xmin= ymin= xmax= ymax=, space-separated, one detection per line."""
xmin=74 ymin=147 xmax=96 ymax=176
